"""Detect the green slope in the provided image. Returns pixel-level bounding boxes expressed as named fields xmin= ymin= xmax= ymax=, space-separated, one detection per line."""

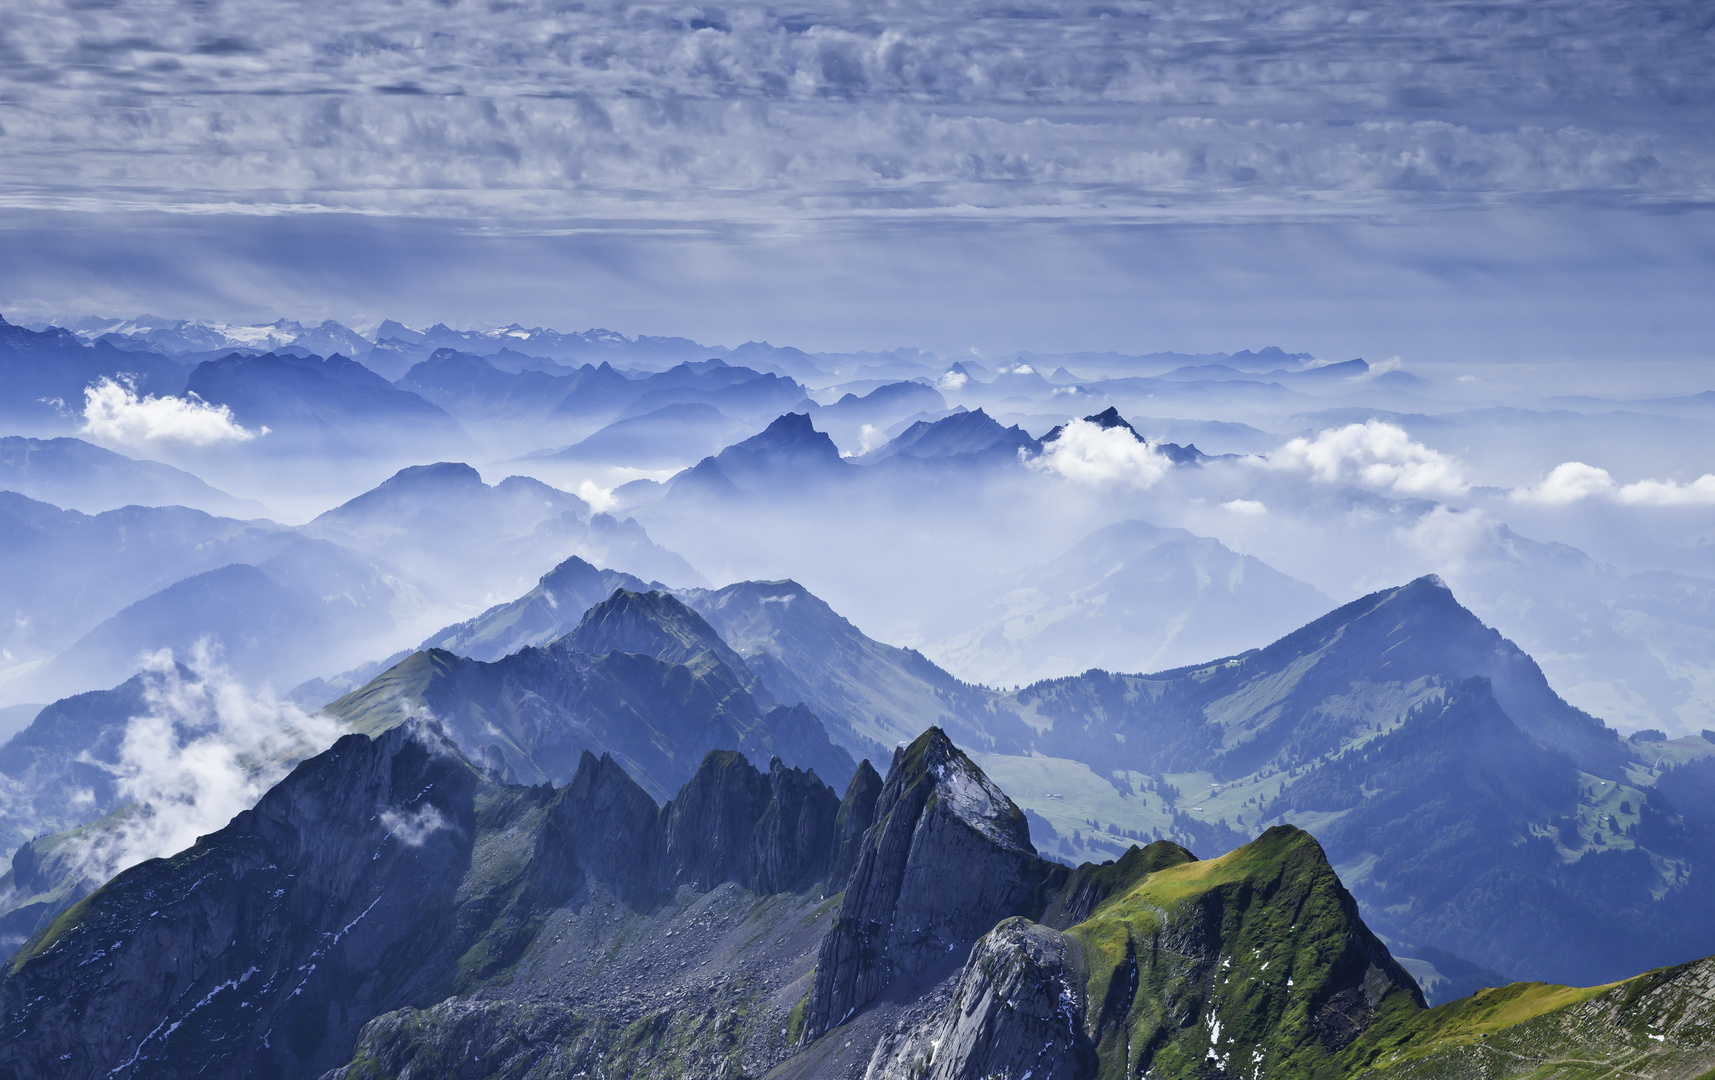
xmin=1060 ymin=826 xmax=1425 ymax=1080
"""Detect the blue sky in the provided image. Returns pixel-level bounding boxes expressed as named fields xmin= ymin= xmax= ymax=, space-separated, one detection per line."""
xmin=1 ymin=0 xmax=1711 ymax=359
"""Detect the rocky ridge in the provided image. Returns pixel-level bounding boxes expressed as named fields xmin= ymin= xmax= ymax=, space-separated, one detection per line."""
xmin=323 ymin=588 xmax=854 ymax=799
xmin=6 ymin=718 xmax=1715 ymax=1080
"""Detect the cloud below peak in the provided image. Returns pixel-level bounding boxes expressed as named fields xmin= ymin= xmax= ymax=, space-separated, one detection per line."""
xmin=1026 ymin=418 xmax=1172 ymax=489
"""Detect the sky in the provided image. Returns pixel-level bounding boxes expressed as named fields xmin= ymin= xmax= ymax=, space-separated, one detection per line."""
xmin=0 ymin=0 xmax=1712 ymax=359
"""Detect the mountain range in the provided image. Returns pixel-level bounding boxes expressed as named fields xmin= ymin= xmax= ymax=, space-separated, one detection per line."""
xmin=10 ymin=310 xmax=1715 ymax=1079
xmin=0 ymin=437 xmax=262 ymax=517
xmin=5 ymin=722 xmax=1713 ymax=1080
xmin=10 ymin=542 xmax=1707 ymax=995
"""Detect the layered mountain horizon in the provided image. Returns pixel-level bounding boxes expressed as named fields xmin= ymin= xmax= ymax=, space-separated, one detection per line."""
xmin=6 ymin=549 xmax=1714 ymax=1000
xmin=5 ymin=307 xmax=1715 ymax=1079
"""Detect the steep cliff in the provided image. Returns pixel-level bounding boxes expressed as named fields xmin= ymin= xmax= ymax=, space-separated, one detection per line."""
xmin=0 ymin=723 xmax=855 ymax=1080
xmin=866 ymin=917 xmax=1095 ymax=1080
xmin=803 ymin=727 xmax=1066 ymax=1038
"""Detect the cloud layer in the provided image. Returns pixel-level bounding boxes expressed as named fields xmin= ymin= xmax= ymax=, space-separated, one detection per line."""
xmin=0 ymin=0 xmax=1708 ymax=221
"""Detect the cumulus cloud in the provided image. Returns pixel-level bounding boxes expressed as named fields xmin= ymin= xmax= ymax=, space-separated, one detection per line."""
xmin=1267 ymin=421 xmax=1468 ymax=498
xmin=1513 ymin=462 xmax=1715 ymax=507
xmin=1026 ymin=420 xmax=1172 ymax=489
xmin=62 ymin=644 xmax=344 ymax=884
xmin=81 ymin=377 xmax=261 ymax=446
xmin=1223 ymin=499 xmax=1267 ymax=515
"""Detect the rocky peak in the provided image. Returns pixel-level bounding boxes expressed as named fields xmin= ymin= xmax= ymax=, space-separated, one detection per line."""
xmin=661 ymin=749 xmax=776 ymax=890
xmin=741 ymin=411 xmax=835 ymax=454
xmin=547 ymin=749 xmax=664 ymax=904
xmin=829 ymin=759 xmax=884 ymax=887
xmin=802 ymin=728 xmax=1063 ymax=1039
xmin=903 ymin=729 xmax=1035 ymax=855
xmin=1041 ymin=406 xmax=1145 ymax=444
xmin=563 ymin=588 xmax=764 ymax=699
xmin=751 ymin=757 xmax=843 ymax=894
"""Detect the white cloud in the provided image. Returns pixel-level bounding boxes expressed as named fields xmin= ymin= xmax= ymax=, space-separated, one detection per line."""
xmin=937 ymin=370 xmax=969 ymax=393
xmin=380 ymin=804 xmax=450 ymax=847
xmin=856 ymin=424 xmax=888 ymax=455
xmin=1514 ymin=462 xmax=1715 ymax=507
xmin=63 ymin=644 xmax=345 ymax=883
xmin=1512 ymin=462 xmax=1619 ymax=505
xmin=1223 ymin=499 xmax=1267 ymax=515
xmin=576 ymin=479 xmax=619 ymax=513
xmin=1398 ymin=506 xmax=1502 ymax=574
xmin=81 ymin=377 xmax=261 ymax=446
xmin=1618 ymin=477 xmax=1715 ymax=506
xmin=1026 ymin=419 xmax=1172 ymax=489
xmin=1268 ymin=421 xmax=1467 ymax=498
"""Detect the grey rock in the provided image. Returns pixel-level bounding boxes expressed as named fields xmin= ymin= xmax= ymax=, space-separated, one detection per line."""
xmin=829 ymin=759 xmax=884 ymax=889
xmin=866 ymin=917 xmax=1094 ymax=1080
xmin=804 ymin=727 xmax=1065 ymax=1038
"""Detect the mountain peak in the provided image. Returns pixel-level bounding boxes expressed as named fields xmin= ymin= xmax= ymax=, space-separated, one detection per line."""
xmin=380 ymin=461 xmax=486 ymax=490
xmin=667 ymin=411 xmax=849 ymax=498
xmin=1041 ymin=406 xmax=1145 ymax=445
xmin=1083 ymin=405 xmax=1134 ymax=430
xmin=746 ymin=411 xmax=830 ymax=449
xmin=804 ymin=728 xmax=1057 ymax=1037
xmin=1250 ymin=575 xmax=1626 ymax=772
xmin=893 ymin=726 xmax=1034 ymax=855
xmin=864 ymin=407 xmax=1040 ymax=463
xmin=565 ymin=588 xmax=741 ymax=666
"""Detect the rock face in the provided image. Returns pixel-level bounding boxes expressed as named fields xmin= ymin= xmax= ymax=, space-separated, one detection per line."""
xmin=804 ymin=727 xmax=1065 ymax=1038
xmin=830 ymin=759 xmax=884 ymax=887
xmin=661 ymin=750 xmax=841 ymax=894
xmin=0 ymin=722 xmax=493 ymax=1080
xmin=0 ymin=723 xmax=851 ymax=1080
xmin=867 ymin=917 xmax=1095 ymax=1080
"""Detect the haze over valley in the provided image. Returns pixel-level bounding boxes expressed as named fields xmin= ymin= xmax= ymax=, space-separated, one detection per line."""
xmin=5 ymin=0 xmax=1715 ymax=1074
